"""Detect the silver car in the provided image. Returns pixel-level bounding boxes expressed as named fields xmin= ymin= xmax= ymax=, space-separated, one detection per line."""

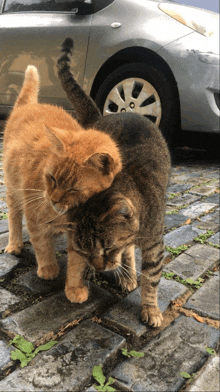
xmin=0 ymin=0 xmax=219 ymax=145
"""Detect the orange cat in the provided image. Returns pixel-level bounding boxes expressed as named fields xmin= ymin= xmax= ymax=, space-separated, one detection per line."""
xmin=3 ymin=65 xmax=121 ymax=301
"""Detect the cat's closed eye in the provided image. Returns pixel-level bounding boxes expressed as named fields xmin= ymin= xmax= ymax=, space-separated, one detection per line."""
xmin=49 ymin=175 xmax=57 ymax=187
xmin=68 ymin=188 xmax=78 ymax=193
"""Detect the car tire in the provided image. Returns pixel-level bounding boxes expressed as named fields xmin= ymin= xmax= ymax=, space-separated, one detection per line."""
xmin=95 ymin=62 xmax=180 ymax=148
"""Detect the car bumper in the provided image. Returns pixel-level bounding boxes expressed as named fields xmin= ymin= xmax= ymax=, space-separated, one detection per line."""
xmin=159 ymin=32 xmax=220 ymax=133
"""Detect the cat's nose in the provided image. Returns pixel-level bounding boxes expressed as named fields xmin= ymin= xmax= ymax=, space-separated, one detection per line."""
xmin=51 ymin=201 xmax=67 ymax=214
xmin=92 ymin=257 xmax=104 ymax=272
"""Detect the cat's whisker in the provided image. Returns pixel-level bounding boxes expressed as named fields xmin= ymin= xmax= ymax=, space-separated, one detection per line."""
xmin=7 ymin=188 xmax=44 ymax=193
xmin=120 ymin=265 xmax=132 ymax=281
xmin=40 ymin=210 xmax=66 ymax=225
xmin=121 ymin=263 xmax=149 ymax=279
xmin=115 ymin=269 xmax=123 ymax=288
xmin=8 ymin=195 xmax=44 ymax=211
xmin=32 ymin=200 xmax=47 ymax=221
xmin=10 ymin=197 xmax=46 ymax=220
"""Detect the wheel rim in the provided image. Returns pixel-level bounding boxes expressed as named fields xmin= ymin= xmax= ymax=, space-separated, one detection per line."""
xmin=103 ymin=77 xmax=162 ymax=126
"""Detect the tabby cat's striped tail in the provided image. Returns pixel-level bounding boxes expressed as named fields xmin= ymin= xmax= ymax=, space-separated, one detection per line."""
xmin=14 ymin=65 xmax=39 ymax=109
xmin=57 ymin=37 xmax=101 ymax=128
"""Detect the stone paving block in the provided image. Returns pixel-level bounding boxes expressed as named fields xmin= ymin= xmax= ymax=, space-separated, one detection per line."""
xmin=169 ymin=172 xmax=201 ymax=184
xmin=0 ymin=320 xmax=125 ymax=391
xmin=170 ymin=175 xmax=212 ymax=186
xmin=164 ymin=214 xmax=192 ymax=229
xmin=200 ymin=170 xmax=219 ymax=179
xmin=208 ymin=232 xmax=219 ymax=246
xmin=111 ymin=316 xmax=220 ymax=392
xmin=14 ymin=256 xmax=67 ymax=294
xmin=103 ymin=278 xmax=189 ymax=337
xmin=184 ymin=272 xmax=219 ymax=320
xmin=163 ymin=244 xmax=219 ymax=281
xmin=164 ymin=225 xmax=206 ymax=248
xmin=0 ymin=228 xmax=30 ymax=251
xmin=0 ymin=253 xmax=20 ymax=278
xmin=0 ymin=283 xmax=116 ymax=342
xmin=179 ymin=202 xmax=217 ymax=218
xmin=0 ymin=186 xmax=6 ymax=199
xmin=166 ymin=193 xmax=200 ymax=207
xmin=167 ymin=183 xmax=193 ymax=194
xmin=0 ymin=288 xmax=21 ymax=317
xmin=0 ymin=201 xmax=7 ymax=210
xmin=186 ymin=355 xmax=220 ymax=392
xmin=205 ymin=192 xmax=219 ymax=205
xmin=0 ymin=218 xmax=8 ymax=234
xmin=0 ymin=340 xmax=14 ymax=371
xmin=189 ymin=184 xmax=218 ymax=197
xmin=192 ymin=208 xmax=219 ymax=232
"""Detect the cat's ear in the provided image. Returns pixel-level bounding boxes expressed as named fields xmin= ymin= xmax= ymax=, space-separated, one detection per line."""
xmin=45 ymin=126 xmax=65 ymax=154
xmin=113 ymin=199 xmax=135 ymax=219
xmin=84 ymin=152 xmax=114 ymax=175
xmin=101 ymin=196 xmax=135 ymax=221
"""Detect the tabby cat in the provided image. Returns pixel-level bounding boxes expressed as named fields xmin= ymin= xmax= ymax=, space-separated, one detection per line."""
xmin=56 ymin=38 xmax=171 ymax=327
xmin=3 ymin=64 xmax=122 ymax=288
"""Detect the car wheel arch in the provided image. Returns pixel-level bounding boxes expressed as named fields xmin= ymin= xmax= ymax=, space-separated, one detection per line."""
xmin=90 ymin=46 xmax=179 ymax=103
xmin=91 ymin=46 xmax=181 ymax=148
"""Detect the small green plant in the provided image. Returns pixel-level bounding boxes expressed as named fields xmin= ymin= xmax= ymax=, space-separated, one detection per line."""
xmin=162 ymin=272 xmax=204 ymax=289
xmin=184 ymin=277 xmax=204 ymax=289
xmin=55 ymin=251 xmax=62 ymax=257
xmin=165 ymin=245 xmax=189 ymax=256
xmin=92 ymin=366 xmax=115 ymax=392
xmin=162 ymin=272 xmax=175 ymax=280
xmin=168 ymin=193 xmax=177 ymax=199
xmin=194 ymin=230 xmax=214 ymax=244
xmin=180 ymin=371 xmax=196 ymax=384
xmin=205 ymin=346 xmax=216 ymax=356
xmin=121 ymin=348 xmax=145 ymax=358
xmin=9 ymin=335 xmax=57 ymax=367
xmin=166 ymin=209 xmax=179 ymax=215
xmin=207 ymin=242 xmax=220 ymax=249
xmin=0 ymin=212 xmax=7 ymax=220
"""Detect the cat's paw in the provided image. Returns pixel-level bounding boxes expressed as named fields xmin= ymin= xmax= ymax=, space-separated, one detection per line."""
xmin=120 ymin=275 xmax=138 ymax=292
xmin=65 ymin=286 xmax=89 ymax=303
xmin=4 ymin=243 xmax=24 ymax=256
xmin=141 ymin=306 xmax=163 ymax=328
xmin=37 ymin=263 xmax=59 ymax=280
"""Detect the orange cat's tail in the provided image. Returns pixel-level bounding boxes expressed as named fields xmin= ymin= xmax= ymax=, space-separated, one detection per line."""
xmin=14 ymin=65 xmax=40 ymax=109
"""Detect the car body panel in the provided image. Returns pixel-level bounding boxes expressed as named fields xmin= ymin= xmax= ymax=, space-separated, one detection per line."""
xmin=0 ymin=11 xmax=92 ymax=114
xmin=83 ymin=0 xmax=194 ymax=93
xmin=0 ymin=0 xmax=219 ymax=134
xmin=158 ymin=31 xmax=220 ymax=132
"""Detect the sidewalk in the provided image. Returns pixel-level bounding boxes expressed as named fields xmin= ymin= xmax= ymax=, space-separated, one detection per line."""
xmin=0 ymin=141 xmax=219 ymax=392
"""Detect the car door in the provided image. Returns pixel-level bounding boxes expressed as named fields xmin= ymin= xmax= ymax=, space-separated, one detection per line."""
xmin=0 ymin=0 xmax=92 ymax=116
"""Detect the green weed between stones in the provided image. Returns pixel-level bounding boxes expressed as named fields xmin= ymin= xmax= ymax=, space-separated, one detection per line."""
xmin=165 ymin=245 xmax=189 ymax=257
xmin=121 ymin=348 xmax=144 ymax=358
xmin=207 ymin=242 xmax=220 ymax=249
xmin=166 ymin=204 xmax=188 ymax=215
xmin=168 ymin=193 xmax=177 ymax=199
xmin=205 ymin=346 xmax=216 ymax=356
xmin=0 ymin=212 xmax=7 ymax=220
xmin=92 ymin=351 xmax=144 ymax=391
xmin=92 ymin=366 xmax=115 ymax=392
xmin=162 ymin=272 xmax=204 ymax=290
xmin=9 ymin=335 xmax=57 ymax=367
xmin=180 ymin=371 xmax=196 ymax=384
xmin=180 ymin=347 xmax=217 ymax=384
xmin=194 ymin=230 xmax=214 ymax=244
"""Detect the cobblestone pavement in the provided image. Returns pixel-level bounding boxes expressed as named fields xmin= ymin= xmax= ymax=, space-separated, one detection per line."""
xmin=0 ymin=136 xmax=219 ymax=391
